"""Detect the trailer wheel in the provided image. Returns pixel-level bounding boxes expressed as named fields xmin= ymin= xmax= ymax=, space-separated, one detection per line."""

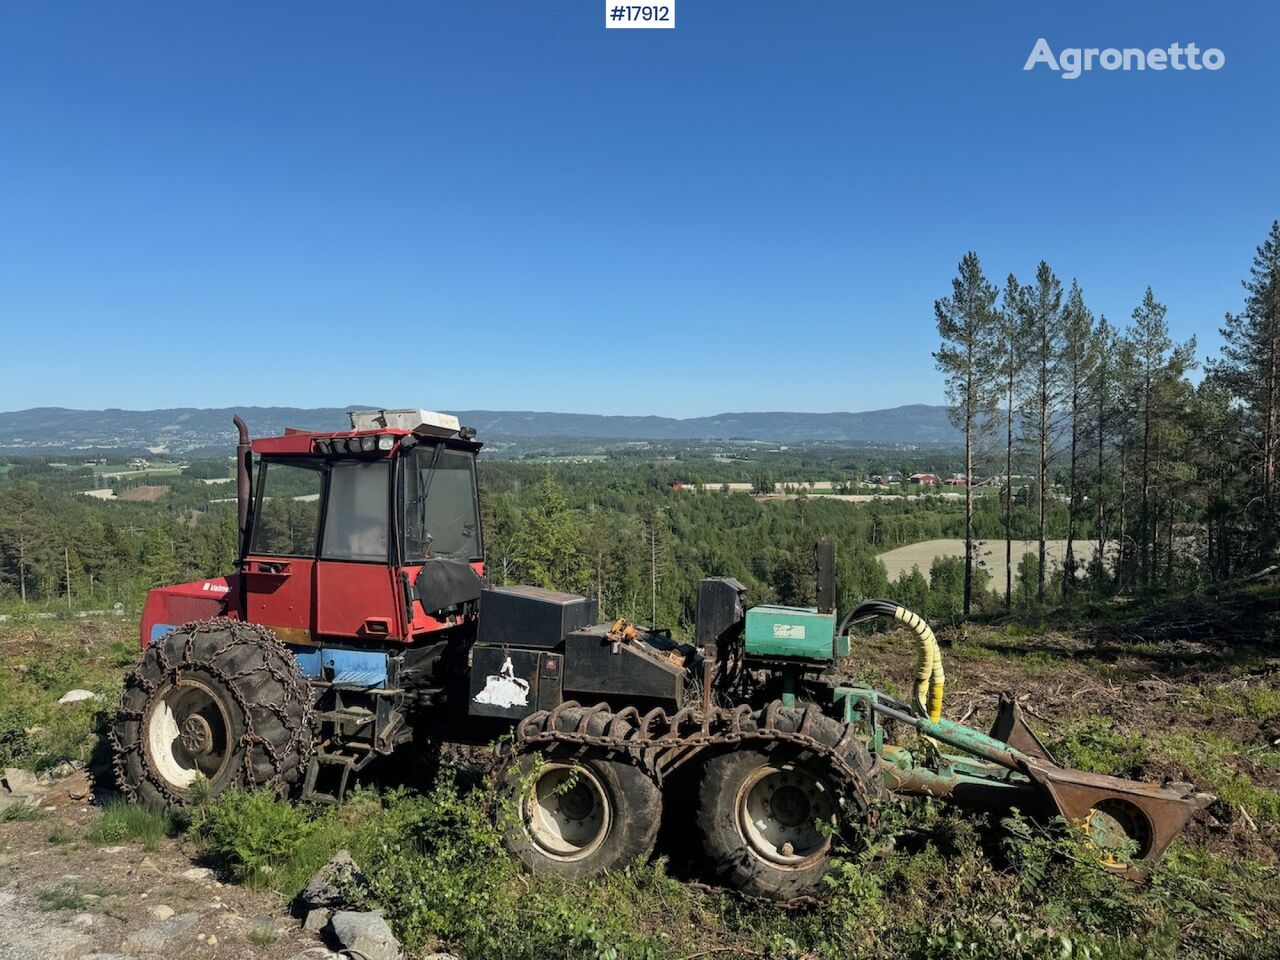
xmin=500 ymin=752 xmax=661 ymax=882
xmin=110 ymin=619 xmax=314 ymax=811
xmin=695 ymin=709 xmax=878 ymax=900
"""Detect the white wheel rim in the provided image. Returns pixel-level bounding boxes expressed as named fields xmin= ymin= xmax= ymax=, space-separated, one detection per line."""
xmin=522 ymin=763 xmax=611 ymax=861
xmin=144 ymin=679 xmax=232 ymax=791
xmin=737 ymin=763 xmax=835 ymax=868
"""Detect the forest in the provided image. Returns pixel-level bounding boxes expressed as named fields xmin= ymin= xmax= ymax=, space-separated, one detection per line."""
xmin=934 ymin=220 xmax=1280 ymax=615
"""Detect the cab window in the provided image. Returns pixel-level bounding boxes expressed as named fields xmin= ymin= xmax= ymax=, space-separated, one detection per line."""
xmin=402 ymin=445 xmax=481 ymax=561
xmin=249 ymin=458 xmax=324 ymax=556
xmin=321 ymin=461 xmax=391 ymax=562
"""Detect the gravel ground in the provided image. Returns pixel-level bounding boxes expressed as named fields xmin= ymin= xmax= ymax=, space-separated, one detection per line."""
xmin=0 ymin=774 xmax=334 ymax=960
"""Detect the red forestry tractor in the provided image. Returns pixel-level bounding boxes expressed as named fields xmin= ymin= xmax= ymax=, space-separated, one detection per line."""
xmin=110 ymin=409 xmax=1212 ymax=901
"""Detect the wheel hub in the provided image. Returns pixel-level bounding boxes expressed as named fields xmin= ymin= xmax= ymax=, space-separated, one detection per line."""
xmin=768 ymin=784 xmax=811 ymax=828
xmin=738 ymin=763 xmax=835 ymax=868
xmin=144 ymin=678 xmax=232 ymax=791
xmin=523 ymin=763 xmax=612 ymax=862
xmin=558 ymin=782 xmax=595 ymax=821
xmin=179 ymin=715 xmax=213 ymax=755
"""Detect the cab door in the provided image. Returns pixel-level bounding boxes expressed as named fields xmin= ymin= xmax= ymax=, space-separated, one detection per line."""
xmin=241 ymin=457 xmax=324 ymax=646
xmin=313 ymin=459 xmax=404 ymax=641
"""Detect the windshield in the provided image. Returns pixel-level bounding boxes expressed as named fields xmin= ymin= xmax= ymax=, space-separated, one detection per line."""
xmin=401 ymin=445 xmax=481 ymax=561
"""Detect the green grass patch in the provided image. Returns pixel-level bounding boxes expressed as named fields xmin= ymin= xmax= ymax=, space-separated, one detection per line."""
xmin=247 ymin=926 xmax=277 ymax=947
xmin=1046 ymin=716 xmax=1148 ymax=777
xmin=0 ymin=621 xmax=126 ymax=772
xmin=1205 ymin=685 xmax=1280 ymax=724
xmin=193 ymin=785 xmax=376 ymax=892
xmin=1161 ymin=732 xmax=1280 ymax=823
xmin=36 ymin=884 xmax=88 ymax=911
xmin=88 ymin=798 xmax=177 ymax=850
xmin=195 ymin=787 xmax=321 ymax=886
xmin=0 ymin=803 xmax=42 ymax=823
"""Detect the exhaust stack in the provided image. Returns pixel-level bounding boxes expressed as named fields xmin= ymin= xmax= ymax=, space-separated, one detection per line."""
xmin=233 ymin=415 xmax=252 ymax=557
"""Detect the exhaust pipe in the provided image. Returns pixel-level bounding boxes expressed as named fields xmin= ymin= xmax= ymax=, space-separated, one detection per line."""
xmin=233 ymin=415 xmax=252 ymax=558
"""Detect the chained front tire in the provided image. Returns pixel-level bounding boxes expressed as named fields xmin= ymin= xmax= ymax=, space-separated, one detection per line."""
xmin=695 ymin=707 xmax=878 ymax=901
xmin=110 ymin=619 xmax=314 ymax=811
xmin=500 ymin=750 xmax=661 ymax=882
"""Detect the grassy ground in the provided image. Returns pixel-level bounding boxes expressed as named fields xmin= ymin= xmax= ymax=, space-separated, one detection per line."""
xmin=1 ymin=589 xmax=1278 ymax=959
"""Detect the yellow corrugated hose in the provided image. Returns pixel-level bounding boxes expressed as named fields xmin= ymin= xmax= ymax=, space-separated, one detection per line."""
xmin=893 ymin=606 xmax=945 ymax=722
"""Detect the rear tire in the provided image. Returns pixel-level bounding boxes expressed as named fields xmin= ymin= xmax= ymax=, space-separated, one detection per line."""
xmin=500 ymin=750 xmax=661 ymax=882
xmin=695 ymin=706 xmax=878 ymax=901
xmin=110 ymin=619 xmax=314 ymax=811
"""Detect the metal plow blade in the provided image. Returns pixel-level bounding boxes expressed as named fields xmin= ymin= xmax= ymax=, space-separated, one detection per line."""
xmin=1024 ymin=761 xmax=1214 ymax=868
xmin=995 ymin=694 xmax=1215 ymax=870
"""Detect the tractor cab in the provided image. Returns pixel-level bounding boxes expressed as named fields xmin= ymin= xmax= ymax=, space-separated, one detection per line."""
xmin=139 ymin=409 xmax=486 ymax=662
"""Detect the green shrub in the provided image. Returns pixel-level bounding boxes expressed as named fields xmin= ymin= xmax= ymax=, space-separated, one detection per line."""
xmin=108 ymin=639 xmax=141 ymax=668
xmin=353 ymin=780 xmax=519 ymax=951
xmin=349 ymin=777 xmax=682 ymax=959
xmin=26 ymin=660 xmax=77 ymax=692
xmin=0 ymin=706 xmax=37 ymax=768
xmin=88 ymin=798 xmax=176 ymax=850
xmin=198 ymin=788 xmax=321 ymax=885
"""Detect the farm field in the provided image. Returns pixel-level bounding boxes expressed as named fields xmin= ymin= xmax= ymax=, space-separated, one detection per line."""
xmin=878 ymin=537 xmax=1115 ymax=585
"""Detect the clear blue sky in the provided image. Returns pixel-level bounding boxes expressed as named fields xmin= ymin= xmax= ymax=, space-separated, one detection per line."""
xmin=1 ymin=1 xmax=1276 ymax=417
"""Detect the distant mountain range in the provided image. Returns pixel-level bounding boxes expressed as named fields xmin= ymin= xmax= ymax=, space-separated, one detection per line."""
xmin=0 ymin=404 xmax=961 ymax=455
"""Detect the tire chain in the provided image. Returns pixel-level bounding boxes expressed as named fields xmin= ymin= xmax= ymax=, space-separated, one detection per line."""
xmin=109 ymin=617 xmax=316 ymax=807
xmin=510 ymin=698 xmax=880 ymax=910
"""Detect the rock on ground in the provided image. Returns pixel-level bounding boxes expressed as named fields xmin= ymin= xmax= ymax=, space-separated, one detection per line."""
xmin=0 ymin=792 xmax=37 ymax=815
xmin=121 ymin=912 xmax=199 ymax=952
xmin=330 ymin=910 xmax=400 ymax=960
xmin=57 ymin=689 xmax=97 ymax=705
xmin=297 ymin=850 xmax=363 ymax=910
xmin=1 ymin=768 xmax=41 ymax=797
xmin=0 ymin=890 xmax=94 ymax=960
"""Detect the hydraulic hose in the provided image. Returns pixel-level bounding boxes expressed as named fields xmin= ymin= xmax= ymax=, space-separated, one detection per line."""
xmin=837 ymin=599 xmax=945 ymax=722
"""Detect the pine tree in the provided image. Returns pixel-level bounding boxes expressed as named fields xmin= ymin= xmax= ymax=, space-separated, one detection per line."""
xmin=1191 ymin=380 xmax=1245 ymax=579
xmin=996 ymin=274 xmax=1026 ymax=609
xmin=141 ymin=524 xmax=179 ymax=591
xmin=644 ymin=508 xmax=669 ymax=625
xmin=934 ymin=252 xmax=999 ymax=618
xmin=509 ymin=475 xmax=589 ymax=593
xmin=1127 ymin=289 xmax=1195 ymax=586
xmin=1060 ymin=280 xmax=1096 ymax=594
xmin=1016 ymin=262 xmax=1066 ymax=602
xmin=1088 ymin=316 xmax=1118 ymax=583
xmin=1209 ymin=220 xmax=1280 ymax=564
